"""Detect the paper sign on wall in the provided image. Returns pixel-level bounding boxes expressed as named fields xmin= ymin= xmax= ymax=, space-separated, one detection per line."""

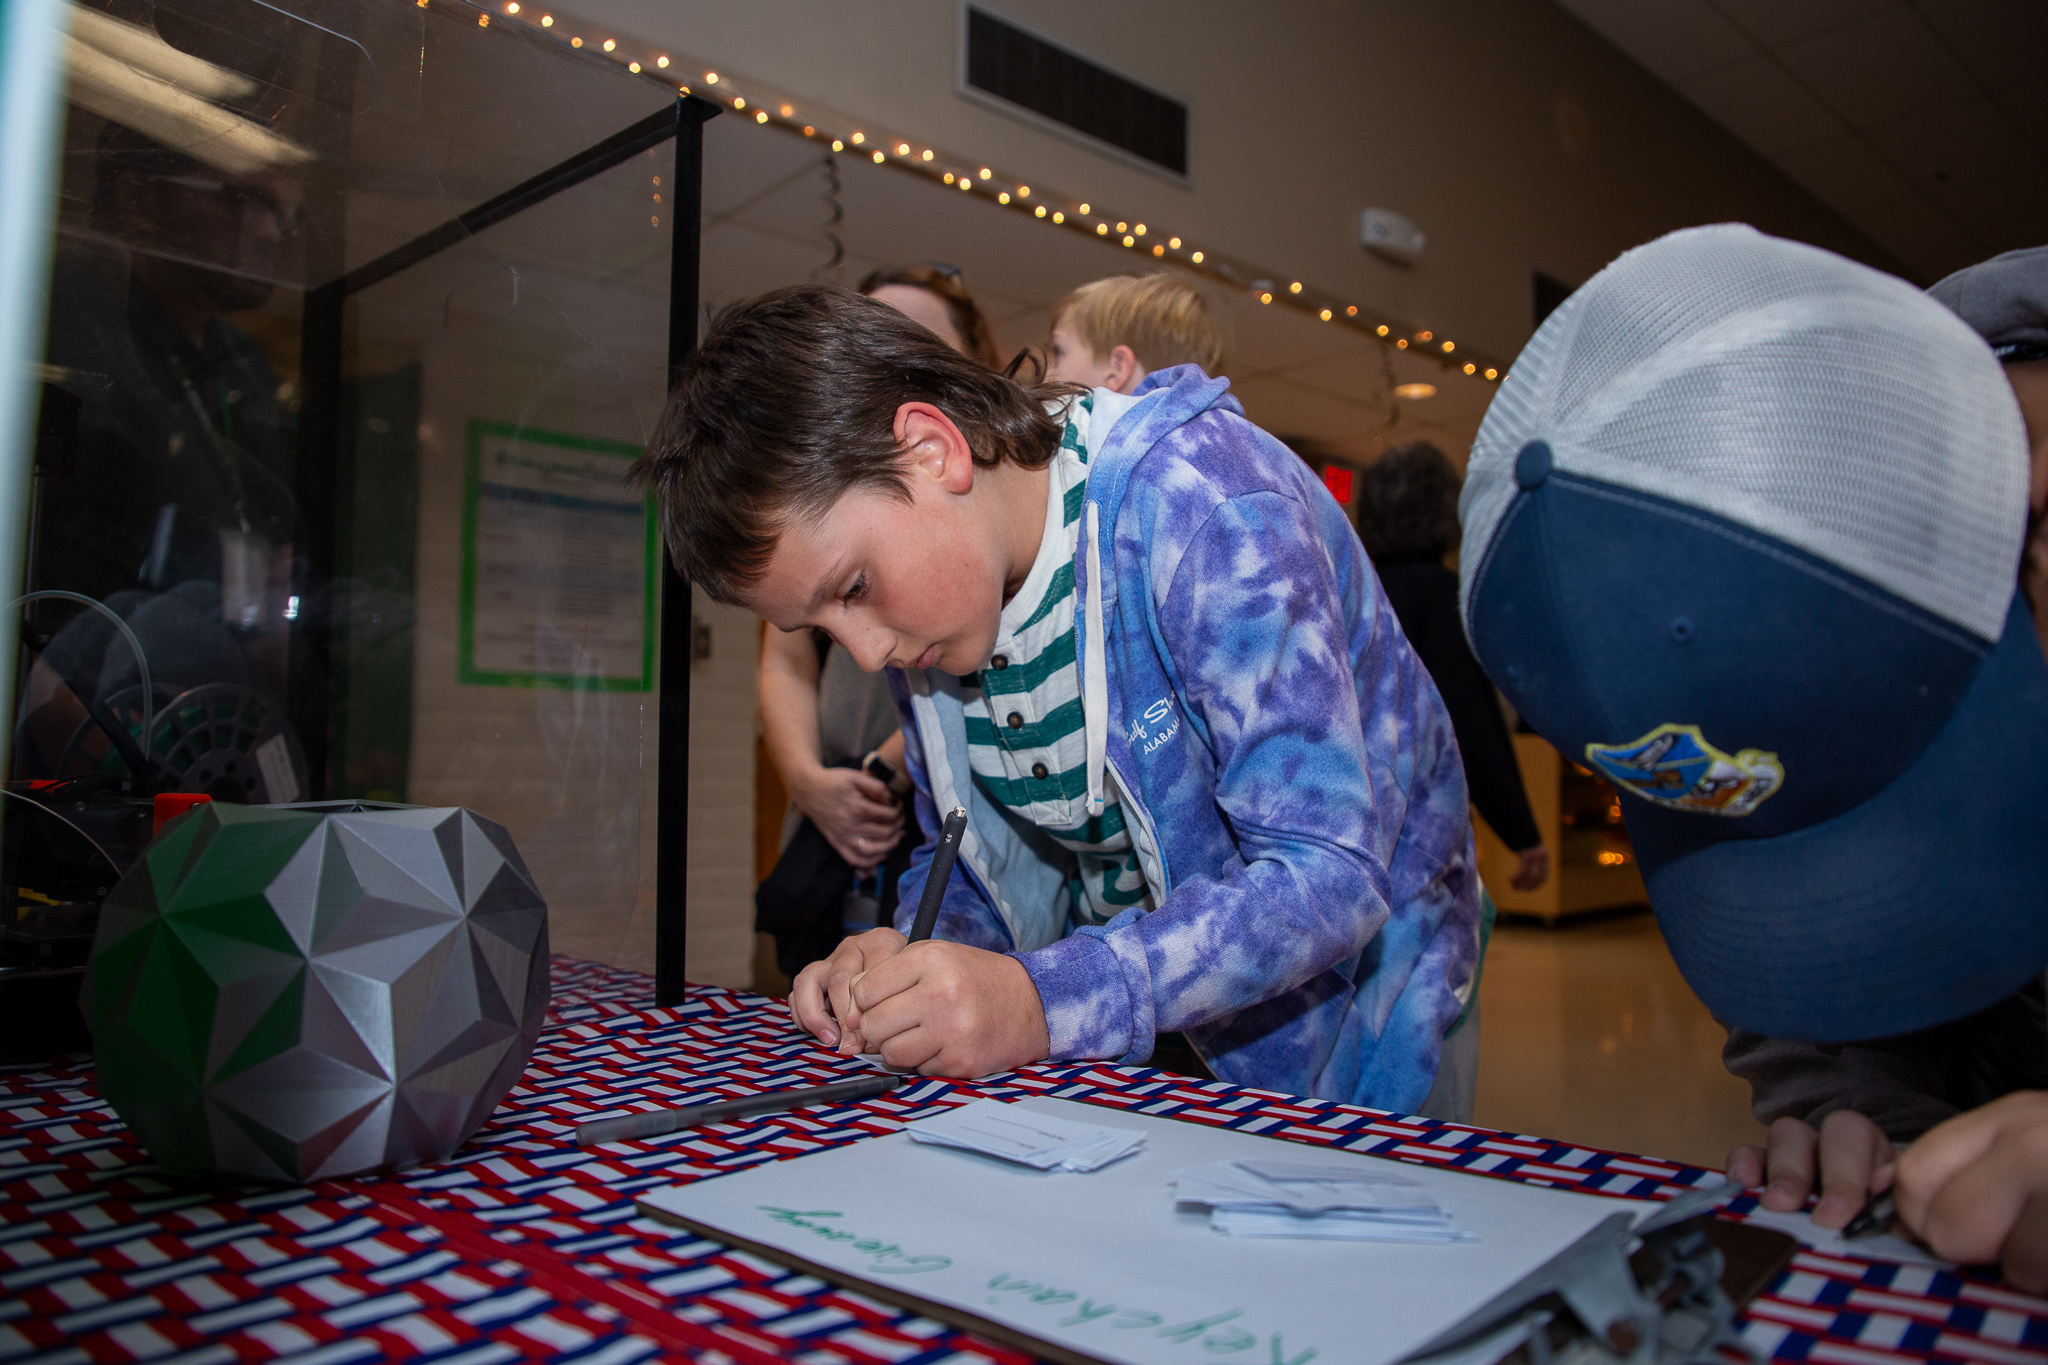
xmin=458 ymin=421 xmax=656 ymax=691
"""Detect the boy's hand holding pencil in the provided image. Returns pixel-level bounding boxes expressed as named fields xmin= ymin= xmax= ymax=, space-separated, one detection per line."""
xmin=787 ymin=929 xmax=1051 ymax=1076
xmin=789 ymin=926 xmax=908 ymax=1050
xmin=845 ymin=939 xmax=1050 ymax=1075
xmin=787 ymin=806 xmax=1052 ymax=1077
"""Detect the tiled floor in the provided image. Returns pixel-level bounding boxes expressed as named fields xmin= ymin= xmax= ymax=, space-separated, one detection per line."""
xmin=1474 ymin=909 xmax=1767 ymax=1172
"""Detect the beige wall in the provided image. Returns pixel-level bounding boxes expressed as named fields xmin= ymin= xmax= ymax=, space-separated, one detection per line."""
xmin=682 ymin=596 xmax=761 ymax=988
xmin=572 ymin=0 xmax=1901 ymax=367
xmin=468 ymin=0 xmax=1903 ymax=990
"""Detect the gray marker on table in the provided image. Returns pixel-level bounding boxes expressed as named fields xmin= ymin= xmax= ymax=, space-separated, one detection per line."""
xmin=575 ymin=1073 xmax=903 ymax=1145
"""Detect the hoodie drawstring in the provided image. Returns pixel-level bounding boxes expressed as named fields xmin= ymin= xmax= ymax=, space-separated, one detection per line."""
xmin=1084 ymin=500 xmax=1108 ymax=816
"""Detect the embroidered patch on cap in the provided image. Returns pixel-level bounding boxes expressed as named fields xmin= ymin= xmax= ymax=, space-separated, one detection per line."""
xmin=1585 ymin=723 xmax=1783 ymax=817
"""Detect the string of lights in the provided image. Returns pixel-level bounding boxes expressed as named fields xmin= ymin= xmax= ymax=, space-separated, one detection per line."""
xmin=465 ymin=0 xmax=1503 ymax=388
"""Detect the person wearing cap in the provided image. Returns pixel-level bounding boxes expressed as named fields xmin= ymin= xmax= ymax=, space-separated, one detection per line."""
xmin=1456 ymin=224 xmax=2048 ymax=1288
xmin=1932 ymin=246 xmax=2048 ymax=655
xmin=1710 ymin=243 xmax=2048 ymax=1253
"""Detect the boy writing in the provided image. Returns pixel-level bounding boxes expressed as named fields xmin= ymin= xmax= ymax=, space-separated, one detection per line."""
xmin=637 ymin=285 xmax=1480 ymax=1113
xmin=1043 ymin=272 xmax=1226 ymax=393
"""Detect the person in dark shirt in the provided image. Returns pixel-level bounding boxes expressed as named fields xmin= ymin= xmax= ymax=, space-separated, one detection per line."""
xmin=1356 ymin=442 xmax=1549 ymax=892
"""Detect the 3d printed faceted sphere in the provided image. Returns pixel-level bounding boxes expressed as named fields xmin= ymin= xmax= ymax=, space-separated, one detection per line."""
xmin=82 ymin=803 xmax=550 ymax=1182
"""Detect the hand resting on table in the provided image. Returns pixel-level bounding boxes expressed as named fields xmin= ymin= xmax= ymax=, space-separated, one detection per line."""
xmin=788 ymin=927 xmax=1051 ymax=1077
xmin=1729 ymin=1092 xmax=2048 ymax=1292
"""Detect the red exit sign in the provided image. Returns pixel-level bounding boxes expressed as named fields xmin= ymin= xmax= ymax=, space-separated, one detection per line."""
xmin=1322 ymin=464 xmax=1354 ymax=504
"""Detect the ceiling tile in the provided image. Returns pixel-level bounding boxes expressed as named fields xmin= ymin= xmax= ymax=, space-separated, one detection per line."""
xmin=1554 ymin=0 xmax=1755 ymax=84
xmin=1677 ymin=56 xmax=1850 ymax=157
xmin=1915 ymin=0 xmax=2048 ymax=94
xmin=1264 ymin=346 xmax=1393 ymax=405
xmin=1774 ymin=8 xmax=1978 ymax=127
xmin=1708 ymin=0 xmax=1902 ymax=48
xmin=1230 ymin=360 xmax=1491 ymax=460
xmin=1768 ymin=134 xmax=1921 ymax=215
xmin=1566 ymin=0 xmax=2045 ymax=284
xmin=1856 ymin=196 xmax=1986 ymax=281
xmin=1930 ymin=175 xmax=2048 ymax=260
xmin=1995 ymin=78 xmax=2048 ymax=152
xmin=1863 ymin=96 xmax=2046 ymax=194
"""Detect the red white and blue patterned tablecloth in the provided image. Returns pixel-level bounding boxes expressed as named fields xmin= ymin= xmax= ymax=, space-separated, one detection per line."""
xmin=3 ymin=957 xmax=2043 ymax=1364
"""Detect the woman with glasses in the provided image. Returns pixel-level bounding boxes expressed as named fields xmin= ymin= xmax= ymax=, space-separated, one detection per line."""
xmin=854 ymin=263 xmax=1000 ymax=369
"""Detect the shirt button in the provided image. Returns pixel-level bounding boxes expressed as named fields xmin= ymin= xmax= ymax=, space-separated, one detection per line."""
xmin=1007 ymin=712 xmax=1024 ymax=730
xmin=990 ymin=654 xmax=1008 ymax=669
xmin=1031 ymin=762 xmax=1049 ymax=780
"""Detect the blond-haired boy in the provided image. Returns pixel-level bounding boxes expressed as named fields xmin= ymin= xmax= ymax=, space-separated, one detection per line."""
xmin=1046 ymin=273 xmax=1226 ymax=392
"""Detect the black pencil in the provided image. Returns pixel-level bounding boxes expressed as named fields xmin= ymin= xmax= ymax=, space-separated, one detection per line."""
xmin=907 ymin=806 xmax=968 ymax=943
xmin=1842 ymin=1188 xmax=1897 ymax=1240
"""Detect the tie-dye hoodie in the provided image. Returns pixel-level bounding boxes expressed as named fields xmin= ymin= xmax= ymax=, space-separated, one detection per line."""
xmin=888 ymin=365 xmax=1481 ymax=1110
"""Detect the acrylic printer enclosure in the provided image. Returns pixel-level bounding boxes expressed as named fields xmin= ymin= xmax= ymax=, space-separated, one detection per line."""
xmin=8 ymin=0 xmax=707 ymax=1034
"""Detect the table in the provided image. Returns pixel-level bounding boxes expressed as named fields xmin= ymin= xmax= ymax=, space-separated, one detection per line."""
xmin=3 ymin=957 xmax=2042 ymax=1365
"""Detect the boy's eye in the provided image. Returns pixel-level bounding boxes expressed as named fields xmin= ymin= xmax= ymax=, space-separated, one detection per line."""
xmin=842 ymin=572 xmax=868 ymax=604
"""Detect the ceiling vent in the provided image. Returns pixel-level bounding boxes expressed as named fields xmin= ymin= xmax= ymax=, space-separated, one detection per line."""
xmin=959 ymin=4 xmax=1189 ymax=181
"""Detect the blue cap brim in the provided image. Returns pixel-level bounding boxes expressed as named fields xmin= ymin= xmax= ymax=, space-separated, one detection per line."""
xmin=1625 ymin=595 xmax=2048 ymax=1041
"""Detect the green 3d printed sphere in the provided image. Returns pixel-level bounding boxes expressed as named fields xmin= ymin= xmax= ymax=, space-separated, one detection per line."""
xmin=82 ymin=803 xmax=550 ymax=1182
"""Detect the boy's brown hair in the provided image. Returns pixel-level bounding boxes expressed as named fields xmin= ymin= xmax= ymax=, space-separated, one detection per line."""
xmin=1051 ymin=273 xmax=1227 ymax=376
xmin=634 ymin=285 xmax=1069 ymax=604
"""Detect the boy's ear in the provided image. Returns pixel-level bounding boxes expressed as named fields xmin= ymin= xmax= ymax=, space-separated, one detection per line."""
xmin=894 ymin=402 xmax=977 ymax=493
xmin=1107 ymin=344 xmax=1144 ymax=395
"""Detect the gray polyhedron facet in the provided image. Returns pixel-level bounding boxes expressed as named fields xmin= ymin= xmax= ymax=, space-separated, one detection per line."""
xmin=83 ymin=803 xmax=550 ymax=1183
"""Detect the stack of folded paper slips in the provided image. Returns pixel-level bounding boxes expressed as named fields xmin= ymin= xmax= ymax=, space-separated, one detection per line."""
xmin=905 ymin=1098 xmax=1147 ymax=1172
xmin=1171 ymin=1160 xmax=1474 ymax=1241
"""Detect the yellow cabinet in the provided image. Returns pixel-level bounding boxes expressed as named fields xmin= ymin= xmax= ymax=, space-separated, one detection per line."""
xmin=1474 ymin=734 xmax=1650 ymax=923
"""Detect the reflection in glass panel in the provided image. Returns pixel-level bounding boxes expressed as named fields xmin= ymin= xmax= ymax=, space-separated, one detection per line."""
xmin=12 ymin=0 xmax=680 ymax=994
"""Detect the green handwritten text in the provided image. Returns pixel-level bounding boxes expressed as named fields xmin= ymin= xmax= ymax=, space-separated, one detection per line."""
xmin=754 ymin=1207 xmax=951 ymax=1274
xmin=984 ymin=1273 xmax=1317 ymax=1361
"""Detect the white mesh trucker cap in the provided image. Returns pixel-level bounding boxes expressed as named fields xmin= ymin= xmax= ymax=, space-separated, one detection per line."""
xmin=1457 ymin=224 xmax=2048 ymax=1041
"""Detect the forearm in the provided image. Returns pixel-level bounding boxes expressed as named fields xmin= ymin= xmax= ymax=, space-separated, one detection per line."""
xmin=758 ymin=635 xmax=828 ymax=805
xmin=1464 ymin=732 xmax=1542 ymax=853
xmin=1723 ymin=1027 xmax=1962 ymax=1142
xmin=1019 ymin=840 xmax=1388 ymax=1061
xmin=1431 ymin=630 xmax=1541 ymax=851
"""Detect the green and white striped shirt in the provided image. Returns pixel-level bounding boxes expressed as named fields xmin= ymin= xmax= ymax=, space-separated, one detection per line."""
xmin=963 ymin=396 xmax=1153 ymax=926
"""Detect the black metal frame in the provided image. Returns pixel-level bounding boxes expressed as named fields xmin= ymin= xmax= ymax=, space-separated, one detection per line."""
xmin=657 ymin=98 xmax=715 ymax=1005
xmin=291 ymin=93 xmax=717 ymax=1003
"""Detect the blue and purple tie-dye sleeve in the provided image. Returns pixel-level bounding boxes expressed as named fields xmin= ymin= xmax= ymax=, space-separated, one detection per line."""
xmin=1017 ymin=489 xmax=1409 ymax=1059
